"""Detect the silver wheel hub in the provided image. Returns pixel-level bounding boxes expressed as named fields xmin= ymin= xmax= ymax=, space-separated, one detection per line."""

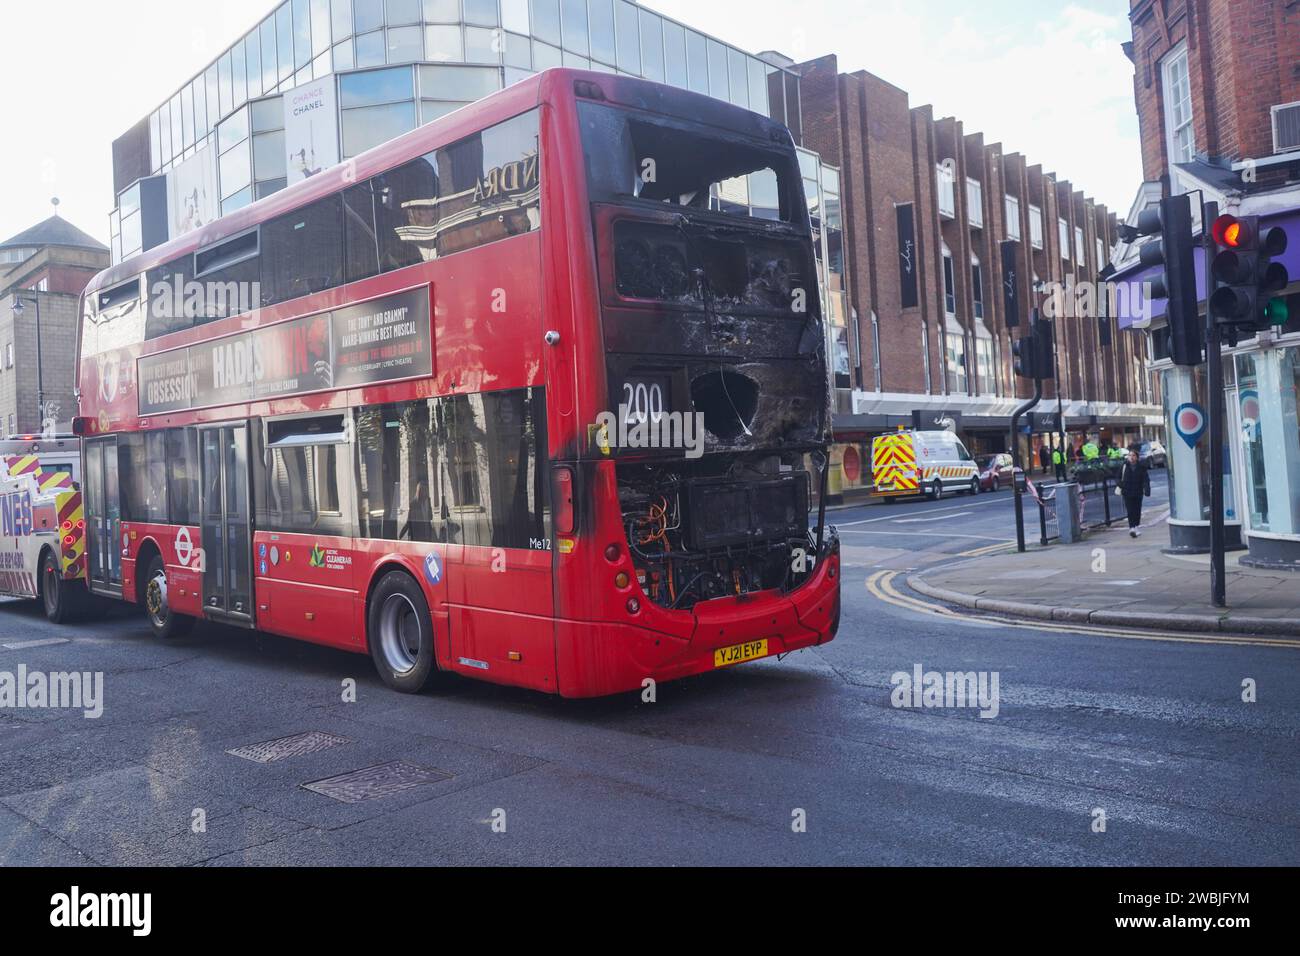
xmin=378 ymin=593 xmax=422 ymax=675
xmin=146 ymin=571 xmax=168 ymax=626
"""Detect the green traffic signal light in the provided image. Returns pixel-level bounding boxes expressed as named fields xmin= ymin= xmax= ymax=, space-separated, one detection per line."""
xmin=1264 ymin=296 xmax=1290 ymax=326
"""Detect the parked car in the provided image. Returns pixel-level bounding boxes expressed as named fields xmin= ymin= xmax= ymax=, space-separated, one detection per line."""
xmin=1138 ymin=439 xmax=1167 ymax=468
xmin=976 ymin=452 xmax=1019 ymax=492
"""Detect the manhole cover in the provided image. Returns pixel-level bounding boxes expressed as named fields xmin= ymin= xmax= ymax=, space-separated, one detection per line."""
xmin=302 ymin=762 xmax=451 ymax=803
xmin=227 ymin=731 xmax=351 ymax=763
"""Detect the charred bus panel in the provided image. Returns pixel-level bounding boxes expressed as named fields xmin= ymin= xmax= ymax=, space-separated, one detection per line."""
xmin=577 ymin=90 xmax=833 ymax=611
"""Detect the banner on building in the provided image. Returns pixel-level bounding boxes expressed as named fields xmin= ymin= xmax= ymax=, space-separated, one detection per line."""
xmin=283 ymin=77 xmax=340 ymax=184
xmin=167 ymin=149 xmax=219 ymax=240
xmin=1000 ymin=239 xmax=1022 ymax=328
xmin=137 ymin=288 xmax=431 ymax=415
xmin=896 ymin=204 xmax=918 ymax=309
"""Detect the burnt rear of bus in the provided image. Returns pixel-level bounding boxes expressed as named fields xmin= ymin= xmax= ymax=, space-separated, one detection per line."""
xmin=553 ymin=74 xmax=837 ymax=675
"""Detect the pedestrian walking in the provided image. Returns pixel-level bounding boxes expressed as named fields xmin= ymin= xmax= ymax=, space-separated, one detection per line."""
xmin=1038 ymin=443 xmax=1050 ymax=475
xmin=1118 ymin=447 xmax=1151 ymax=537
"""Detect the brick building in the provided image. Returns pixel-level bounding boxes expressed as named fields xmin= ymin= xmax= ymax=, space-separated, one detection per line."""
xmin=1112 ymin=0 xmax=1300 ymax=566
xmin=791 ymin=53 xmax=1161 ymax=494
xmin=0 ymin=215 xmax=109 ymax=434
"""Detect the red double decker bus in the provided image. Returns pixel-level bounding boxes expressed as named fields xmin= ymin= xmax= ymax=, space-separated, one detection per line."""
xmin=72 ymin=68 xmax=839 ymax=697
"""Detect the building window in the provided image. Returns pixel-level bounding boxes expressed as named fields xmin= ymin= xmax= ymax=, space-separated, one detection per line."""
xmin=970 ymin=255 xmax=984 ymax=319
xmin=965 ymin=177 xmax=983 ymax=228
xmin=1075 ymin=226 xmax=1085 ymax=266
xmin=1004 ymin=195 xmax=1020 ymax=240
xmin=1162 ymin=42 xmax=1194 ymax=165
xmin=1028 ymin=204 xmax=1043 ymax=249
xmin=942 ymin=244 xmax=956 ymax=315
xmin=4 ymin=343 xmax=12 ymax=368
xmin=1058 ymin=217 xmax=1070 ymax=261
xmin=975 ymin=334 xmax=995 ymax=395
xmin=945 ymin=330 xmax=967 ymax=394
xmin=1096 ymin=236 xmax=1106 ymax=268
xmin=339 ymin=66 xmax=417 ymax=158
xmin=936 ymin=163 xmax=955 ymax=219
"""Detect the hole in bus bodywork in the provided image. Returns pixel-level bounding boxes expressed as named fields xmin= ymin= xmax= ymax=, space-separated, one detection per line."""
xmin=618 ymin=454 xmax=814 ymax=611
xmin=690 ymin=370 xmax=758 ymax=441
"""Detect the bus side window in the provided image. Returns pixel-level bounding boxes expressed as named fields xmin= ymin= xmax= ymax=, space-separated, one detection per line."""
xmin=343 ymin=182 xmax=380 ymax=283
xmin=257 ymin=417 xmax=352 ymax=537
xmin=118 ymin=432 xmax=168 ymax=523
xmin=165 ymin=428 xmax=199 ymax=526
xmin=355 ymin=401 xmax=444 ymax=544
xmin=442 ymin=388 xmax=548 ymax=550
xmin=261 ymin=195 xmax=344 ymax=306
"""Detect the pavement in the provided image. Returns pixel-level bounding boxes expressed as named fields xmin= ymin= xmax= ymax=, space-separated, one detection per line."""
xmin=909 ymin=516 xmax=1300 ymax=638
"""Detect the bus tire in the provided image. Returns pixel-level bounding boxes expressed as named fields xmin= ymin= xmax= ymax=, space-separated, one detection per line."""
xmin=143 ymin=553 xmax=195 ymax=640
xmin=40 ymin=549 xmax=86 ymax=624
xmin=368 ymin=570 xmax=436 ymax=694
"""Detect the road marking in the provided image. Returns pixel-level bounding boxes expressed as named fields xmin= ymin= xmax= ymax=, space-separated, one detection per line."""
xmin=895 ymin=512 xmax=973 ymax=523
xmin=841 ymin=529 xmax=1010 ymax=542
xmin=2 ymin=638 xmax=70 ymax=650
xmin=833 ymin=496 xmax=1010 ymax=527
xmin=865 ymin=569 xmax=1300 ymax=649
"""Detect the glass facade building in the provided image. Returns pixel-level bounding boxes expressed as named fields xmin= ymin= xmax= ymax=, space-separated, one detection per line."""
xmin=109 ymin=0 xmax=810 ymax=262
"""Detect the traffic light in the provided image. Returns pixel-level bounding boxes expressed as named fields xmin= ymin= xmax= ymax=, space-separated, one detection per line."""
xmin=1132 ymin=193 xmax=1202 ymax=366
xmin=1208 ymin=214 xmax=1290 ymax=345
xmin=1033 ymin=315 xmax=1055 ymax=381
xmin=1012 ymin=332 xmax=1039 ymax=379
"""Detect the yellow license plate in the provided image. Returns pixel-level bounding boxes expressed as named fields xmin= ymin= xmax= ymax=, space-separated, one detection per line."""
xmin=714 ymin=638 xmax=769 ymax=668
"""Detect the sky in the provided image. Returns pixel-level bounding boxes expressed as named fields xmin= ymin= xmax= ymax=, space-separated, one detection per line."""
xmin=0 ymin=0 xmax=1142 ymax=247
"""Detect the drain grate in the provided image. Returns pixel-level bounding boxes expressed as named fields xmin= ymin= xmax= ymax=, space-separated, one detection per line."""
xmin=302 ymin=761 xmax=451 ymax=803
xmin=227 ymin=731 xmax=351 ymax=763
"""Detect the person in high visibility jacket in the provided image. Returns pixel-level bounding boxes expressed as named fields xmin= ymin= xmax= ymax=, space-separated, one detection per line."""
xmin=1082 ymin=438 xmax=1100 ymax=461
xmin=1107 ymin=443 xmax=1126 ymax=460
xmin=1051 ymin=447 xmax=1066 ymax=481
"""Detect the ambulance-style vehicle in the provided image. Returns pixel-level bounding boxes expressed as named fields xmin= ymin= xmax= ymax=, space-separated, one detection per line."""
xmin=870 ymin=428 xmax=980 ymax=500
xmin=0 ymin=435 xmax=89 ymax=621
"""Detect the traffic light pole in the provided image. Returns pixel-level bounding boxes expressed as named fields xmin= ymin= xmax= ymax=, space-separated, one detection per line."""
xmin=1010 ymin=381 xmax=1042 ymax=553
xmin=1203 ymin=200 xmax=1227 ymax=608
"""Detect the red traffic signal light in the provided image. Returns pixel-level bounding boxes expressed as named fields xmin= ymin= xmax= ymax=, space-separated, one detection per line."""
xmin=1212 ymin=214 xmax=1256 ymax=249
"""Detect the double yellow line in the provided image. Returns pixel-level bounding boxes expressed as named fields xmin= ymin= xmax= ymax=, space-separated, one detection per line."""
xmin=866 ymin=567 xmax=1300 ymax=650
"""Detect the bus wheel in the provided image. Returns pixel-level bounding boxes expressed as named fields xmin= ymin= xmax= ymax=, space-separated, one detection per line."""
xmin=369 ymin=571 xmax=436 ymax=693
xmin=40 ymin=550 xmax=86 ymax=624
xmin=144 ymin=554 xmax=194 ymax=640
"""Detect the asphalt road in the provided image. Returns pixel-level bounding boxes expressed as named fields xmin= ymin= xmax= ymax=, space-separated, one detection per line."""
xmin=2 ymin=467 xmax=1298 ymax=866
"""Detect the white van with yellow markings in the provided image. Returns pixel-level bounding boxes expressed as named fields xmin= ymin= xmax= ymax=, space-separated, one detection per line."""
xmin=871 ymin=429 xmax=980 ymax=500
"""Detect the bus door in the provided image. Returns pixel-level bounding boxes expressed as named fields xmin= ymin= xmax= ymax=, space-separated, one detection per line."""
xmin=83 ymin=436 xmax=122 ymax=595
xmin=198 ymin=423 xmax=253 ymax=623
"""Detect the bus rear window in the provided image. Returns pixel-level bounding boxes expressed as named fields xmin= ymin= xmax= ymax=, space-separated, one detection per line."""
xmin=579 ymin=102 xmax=797 ymax=222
